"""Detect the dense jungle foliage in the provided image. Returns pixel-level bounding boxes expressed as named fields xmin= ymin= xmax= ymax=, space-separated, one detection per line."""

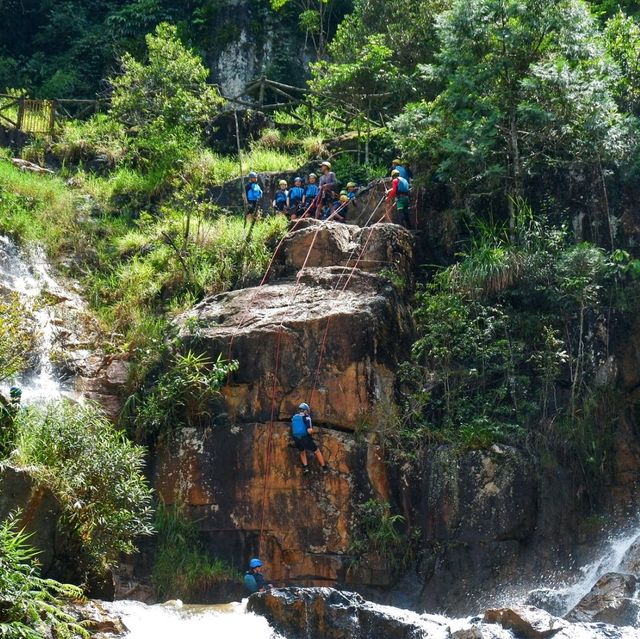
xmin=1 ymin=0 xmax=640 ymax=614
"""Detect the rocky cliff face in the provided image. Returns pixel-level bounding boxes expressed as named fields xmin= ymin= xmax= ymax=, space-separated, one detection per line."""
xmin=153 ymin=222 xmax=414 ymax=588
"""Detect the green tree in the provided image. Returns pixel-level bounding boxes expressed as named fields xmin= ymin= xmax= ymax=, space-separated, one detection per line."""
xmin=392 ymin=0 xmax=629 ymax=228
xmin=110 ymin=22 xmax=223 ymax=135
xmin=604 ymin=11 xmax=640 ymax=115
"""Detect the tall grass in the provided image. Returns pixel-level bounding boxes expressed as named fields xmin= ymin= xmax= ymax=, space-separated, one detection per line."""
xmin=152 ymin=501 xmax=239 ymax=602
xmin=0 ymin=159 xmax=79 ymax=255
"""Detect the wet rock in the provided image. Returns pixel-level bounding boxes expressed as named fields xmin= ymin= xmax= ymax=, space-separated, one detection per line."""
xmin=247 ymin=587 xmax=448 ymax=639
xmin=618 ymin=537 xmax=640 ymax=575
xmin=67 ymin=600 xmax=126 ymax=635
xmin=564 ymin=572 xmax=639 ymax=626
xmin=484 ymin=605 xmax=569 ymax=638
xmin=525 ymin=589 xmax=571 ymax=618
xmin=153 ymin=423 xmax=393 ymax=588
xmin=0 ymin=463 xmax=62 ymax=574
xmin=417 ymin=446 xmax=537 ymax=613
xmin=176 ymin=265 xmax=413 ymax=430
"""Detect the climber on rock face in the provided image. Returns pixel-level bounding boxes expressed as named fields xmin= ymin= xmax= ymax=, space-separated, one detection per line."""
xmin=291 ymin=403 xmax=329 ymax=474
xmin=243 ymin=557 xmax=272 ymax=593
xmin=316 ymin=161 xmax=337 ymax=218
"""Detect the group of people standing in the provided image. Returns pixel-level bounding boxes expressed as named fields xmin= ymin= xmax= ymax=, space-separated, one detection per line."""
xmin=244 ymin=157 xmax=414 ymax=227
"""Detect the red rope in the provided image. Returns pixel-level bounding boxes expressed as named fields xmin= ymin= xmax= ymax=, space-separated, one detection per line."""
xmin=225 ymin=193 xmax=322 ymax=367
xmin=309 ymin=195 xmax=388 ymax=409
xmin=257 ymin=215 xmax=326 ymax=556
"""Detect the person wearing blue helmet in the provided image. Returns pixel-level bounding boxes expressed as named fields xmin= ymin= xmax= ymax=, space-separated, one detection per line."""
xmin=244 ymin=171 xmax=263 ymax=225
xmin=291 ymin=403 xmax=329 ymax=474
xmin=287 ymin=177 xmax=305 ymax=218
xmin=243 ymin=557 xmax=272 ymax=593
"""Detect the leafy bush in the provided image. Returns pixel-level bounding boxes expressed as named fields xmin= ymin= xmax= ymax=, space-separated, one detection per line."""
xmin=128 ymin=351 xmax=238 ymax=437
xmin=12 ymin=401 xmax=153 ymax=578
xmin=51 ymin=115 xmax=128 ymax=167
xmin=0 ymin=514 xmax=86 ymax=639
xmin=152 ymin=500 xmax=239 ymax=602
xmin=349 ymin=499 xmax=417 ymax=571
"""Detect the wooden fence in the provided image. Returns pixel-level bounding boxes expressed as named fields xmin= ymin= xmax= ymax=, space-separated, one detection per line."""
xmin=0 ymin=94 xmax=104 ymax=136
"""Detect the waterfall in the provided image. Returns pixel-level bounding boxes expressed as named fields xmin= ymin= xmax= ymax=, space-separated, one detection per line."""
xmin=0 ymin=235 xmax=70 ymax=404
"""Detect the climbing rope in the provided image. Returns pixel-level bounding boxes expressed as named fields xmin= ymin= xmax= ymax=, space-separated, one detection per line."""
xmin=308 ymin=193 xmax=388 ymax=410
xmin=258 ymin=213 xmax=328 ymax=556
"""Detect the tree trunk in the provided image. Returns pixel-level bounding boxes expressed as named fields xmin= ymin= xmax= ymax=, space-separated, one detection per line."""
xmin=507 ymin=106 xmax=521 ymax=236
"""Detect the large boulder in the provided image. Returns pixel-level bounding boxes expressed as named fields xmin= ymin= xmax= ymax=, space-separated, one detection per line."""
xmin=280 ymin=220 xmax=414 ymax=281
xmin=484 ymin=606 xmax=569 ymax=638
xmin=247 ymin=587 xmax=449 ymax=639
xmin=176 ymin=265 xmax=414 ymax=430
xmin=564 ymin=572 xmax=639 ymax=626
xmin=153 ymin=422 xmax=393 ymax=588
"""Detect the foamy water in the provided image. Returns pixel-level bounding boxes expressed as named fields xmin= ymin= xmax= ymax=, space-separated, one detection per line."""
xmin=103 ymin=599 xmax=284 ymax=639
xmin=0 ymin=235 xmax=70 ymax=404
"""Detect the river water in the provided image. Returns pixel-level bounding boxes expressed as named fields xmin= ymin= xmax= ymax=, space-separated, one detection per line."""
xmin=103 ymin=600 xmax=286 ymax=639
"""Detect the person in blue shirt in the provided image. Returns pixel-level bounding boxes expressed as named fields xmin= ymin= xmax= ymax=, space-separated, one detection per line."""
xmin=302 ymin=173 xmax=320 ymax=215
xmin=291 ymin=403 xmax=329 ymax=474
xmin=245 ymin=171 xmax=263 ymax=225
xmin=391 ymin=159 xmax=411 ymax=182
xmin=346 ymin=182 xmax=358 ymax=200
xmin=272 ymin=179 xmax=288 ymax=214
xmin=243 ymin=558 xmax=272 ymax=594
xmin=287 ymin=177 xmax=305 ymax=218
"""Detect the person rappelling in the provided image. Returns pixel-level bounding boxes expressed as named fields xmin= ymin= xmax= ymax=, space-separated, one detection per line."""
xmin=386 ymin=169 xmax=412 ymax=229
xmin=243 ymin=557 xmax=273 ymax=594
xmin=291 ymin=403 xmax=329 ymax=474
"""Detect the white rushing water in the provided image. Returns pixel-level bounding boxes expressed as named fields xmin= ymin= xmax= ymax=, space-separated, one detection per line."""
xmin=0 ymin=235 xmax=69 ymax=404
xmin=103 ymin=599 xmax=285 ymax=639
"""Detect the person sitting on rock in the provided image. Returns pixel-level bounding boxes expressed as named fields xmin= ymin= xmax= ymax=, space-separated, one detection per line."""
xmin=291 ymin=403 xmax=329 ymax=474
xmin=323 ymin=192 xmax=348 ymax=223
xmin=273 ymin=179 xmax=289 ymax=214
xmin=303 ymin=173 xmax=320 ymax=212
xmin=245 ymin=171 xmax=264 ymax=225
xmin=287 ymin=177 xmax=305 ymax=218
xmin=346 ymin=181 xmax=358 ymax=200
xmin=244 ymin=557 xmax=273 ymax=594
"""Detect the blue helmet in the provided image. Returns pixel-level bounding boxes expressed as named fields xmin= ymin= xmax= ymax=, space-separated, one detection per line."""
xmin=294 ymin=176 xmax=302 ymax=183
xmin=298 ymin=403 xmax=310 ymax=411
xmin=249 ymin=558 xmax=262 ymax=569
xmin=249 ymin=171 xmax=258 ymax=178
xmin=9 ymin=386 xmax=21 ymax=398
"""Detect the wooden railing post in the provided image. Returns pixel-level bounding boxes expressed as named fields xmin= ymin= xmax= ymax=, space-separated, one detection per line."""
xmin=16 ymin=96 xmax=25 ymax=131
xmin=49 ymin=100 xmax=57 ymax=135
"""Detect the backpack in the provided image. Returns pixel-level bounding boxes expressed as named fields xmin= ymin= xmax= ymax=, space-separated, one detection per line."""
xmin=397 ymin=177 xmax=410 ymax=194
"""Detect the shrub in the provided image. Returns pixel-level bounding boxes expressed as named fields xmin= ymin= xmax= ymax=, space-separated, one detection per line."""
xmin=0 ymin=513 xmax=86 ymax=639
xmin=12 ymin=401 xmax=153 ymax=579
xmin=129 ymin=351 xmax=238 ymax=437
xmin=152 ymin=500 xmax=240 ymax=602
xmin=349 ymin=499 xmax=417 ymax=571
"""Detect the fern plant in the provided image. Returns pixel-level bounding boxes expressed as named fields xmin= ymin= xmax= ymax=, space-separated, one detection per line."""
xmin=0 ymin=514 xmax=87 ymax=639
